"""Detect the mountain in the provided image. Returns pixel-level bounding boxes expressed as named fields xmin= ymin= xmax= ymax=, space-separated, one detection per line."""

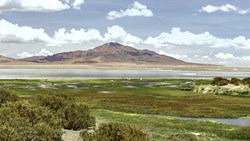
xmin=23 ymin=42 xmax=196 ymax=65
xmin=20 ymin=56 xmax=46 ymax=62
xmin=0 ymin=55 xmax=15 ymax=63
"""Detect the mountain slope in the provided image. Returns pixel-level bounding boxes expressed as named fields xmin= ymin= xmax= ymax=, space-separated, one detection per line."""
xmin=0 ymin=55 xmax=15 ymax=63
xmin=22 ymin=42 xmax=199 ymax=66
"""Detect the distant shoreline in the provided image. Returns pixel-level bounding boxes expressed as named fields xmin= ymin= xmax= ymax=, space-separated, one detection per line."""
xmin=0 ymin=64 xmax=249 ymax=71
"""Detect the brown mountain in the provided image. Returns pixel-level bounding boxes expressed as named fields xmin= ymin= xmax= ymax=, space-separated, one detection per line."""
xmin=21 ymin=42 xmax=204 ymax=66
xmin=20 ymin=56 xmax=46 ymax=62
xmin=0 ymin=55 xmax=15 ymax=63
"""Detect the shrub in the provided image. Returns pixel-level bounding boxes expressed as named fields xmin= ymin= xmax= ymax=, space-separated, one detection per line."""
xmin=242 ymin=77 xmax=250 ymax=86
xmin=230 ymin=78 xmax=241 ymax=85
xmin=0 ymin=89 xmax=18 ymax=105
xmin=35 ymin=94 xmax=74 ymax=111
xmin=0 ymin=102 xmax=62 ymax=141
xmin=225 ymin=126 xmax=250 ymax=140
xmin=80 ymin=122 xmax=151 ymax=141
xmin=61 ymin=103 xmax=95 ymax=130
xmin=211 ymin=77 xmax=229 ymax=86
xmin=35 ymin=94 xmax=95 ymax=130
xmin=168 ymin=133 xmax=217 ymax=141
xmin=168 ymin=133 xmax=198 ymax=141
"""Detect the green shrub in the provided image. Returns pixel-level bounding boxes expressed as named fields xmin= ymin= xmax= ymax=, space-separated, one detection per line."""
xmin=61 ymin=103 xmax=95 ymax=130
xmin=168 ymin=133 xmax=198 ymax=141
xmin=0 ymin=89 xmax=18 ymax=105
xmin=211 ymin=77 xmax=229 ymax=86
xmin=80 ymin=122 xmax=151 ymax=141
xmin=0 ymin=102 xmax=62 ymax=141
xmin=230 ymin=78 xmax=242 ymax=85
xmin=225 ymin=126 xmax=250 ymax=140
xmin=168 ymin=133 xmax=216 ymax=141
xmin=35 ymin=94 xmax=74 ymax=111
xmin=242 ymin=77 xmax=250 ymax=86
xmin=35 ymin=94 xmax=95 ymax=130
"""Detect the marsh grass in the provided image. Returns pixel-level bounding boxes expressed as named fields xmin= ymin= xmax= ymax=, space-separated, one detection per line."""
xmin=1 ymin=79 xmax=250 ymax=140
xmin=1 ymin=79 xmax=250 ymax=118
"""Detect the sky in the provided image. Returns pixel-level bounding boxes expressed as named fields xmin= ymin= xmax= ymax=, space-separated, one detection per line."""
xmin=0 ymin=0 xmax=250 ymax=66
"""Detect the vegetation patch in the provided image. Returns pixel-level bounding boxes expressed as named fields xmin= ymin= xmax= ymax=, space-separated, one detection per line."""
xmin=35 ymin=94 xmax=96 ymax=130
xmin=0 ymin=102 xmax=62 ymax=141
xmin=195 ymin=77 xmax=250 ymax=96
xmin=80 ymin=122 xmax=151 ymax=141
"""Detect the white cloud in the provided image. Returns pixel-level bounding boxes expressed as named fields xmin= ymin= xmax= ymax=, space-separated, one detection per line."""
xmin=53 ymin=28 xmax=104 ymax=44
xmin=72 ymin=0 xmax=85 ymax=10
xmin=52 ymin=25 xmax=142 ymax=46
xmin=107 ymin=1 xmax=153 ymax=20
xmin=159 ymin=51 xmax=188 ymax=59
xmin=0 ymin=20 xmax=142 ymax=46
xmin=0 ymin=0 xmax=85 ymax=13
xmin=17 ymin=49 xmax=53 ymax=58
xmin=36 ymin=49 xmax=53 ymax=56
xmin=144 ymin=27 xmax=250 ymax=49
xmin=0 ymin=19 xmax=53 ymax=44
xmin=199 ymin=4 xmax=249 ymax=14
xmin=17 ymin=52 xmax=33 ymax=58
xmin=215 ymin=53 xmax=236 ymax=60
xmin=202 ymin=55 xmax=210 ymax=59
xmin=215 ymin=52 xmax=250 ymax=61
xmin=104 ymin=25 xmax=142 ymax=45
xmin=0 ymin=53 xmax=7 ymax=56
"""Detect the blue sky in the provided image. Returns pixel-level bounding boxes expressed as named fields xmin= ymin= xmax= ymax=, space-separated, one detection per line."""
xmin=0 ymin=0 xmax=250 ymax=66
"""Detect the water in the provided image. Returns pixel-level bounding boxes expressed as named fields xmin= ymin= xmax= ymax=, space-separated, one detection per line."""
xmin=0 ymin=69 xmax=250 ymax=79
xmin=153 ymin=115 xmax=250 ymax=126
xmin=180 ymin=117 xmax=250 ymax=127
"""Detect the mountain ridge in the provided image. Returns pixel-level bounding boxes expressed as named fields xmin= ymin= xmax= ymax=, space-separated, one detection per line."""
xmin=23 ymin=42 xmax=193 ymax=65
xmin=1 ymin=42 xmax=215 ymax=66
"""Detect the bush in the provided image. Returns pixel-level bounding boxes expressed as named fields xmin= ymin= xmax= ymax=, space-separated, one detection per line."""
xmin=194 ymin=84 xmax=250 ymax=96
xmin=168 ymin=133 xmax=216 ymax=141
xmin=80 ymin=122 xmax=151 ymax=141
xmin=0 ymin=89 xmax=18 ymax=105
xmin=225 ymin=126 xmax=250 ymax=140
xmin=35 ymin=94 xmax=74 ymax=111
xmin=230 ymin=78 xmax=241 ymax=85
xmin=61 ymin=103 xmax=95 ymax=130
xmin=0 ymin=102 xmax=62 ymax=141
xmin=35 ymin=94 xmax=95 ymax=130
xmin=168 ymin=133 xmax=198 ymax=141
xmin=242 ymin=77 xmax=250 ymax=86
xmin=211 ymin=77 xmax=229 ymax=86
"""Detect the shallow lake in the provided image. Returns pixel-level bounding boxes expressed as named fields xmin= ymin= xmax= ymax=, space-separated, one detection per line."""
xmin=153 ymin=115 xmax=250 ymax=126
xmin=0 ymin=69 xmax=250 ymax=79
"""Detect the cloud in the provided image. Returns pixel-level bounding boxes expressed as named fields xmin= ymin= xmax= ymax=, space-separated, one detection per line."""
xmin=104 ymin=25 xmax=142 ymax=45
xmin=159 ymin=51 xmax=188 ymax=59
xmin=72 ymin=0 xmax=85 ymax=10
xmin=0 ymin=0 xmax=85 ymax=13
xmin=0 ymin=53 xmax=7 ymax=56
xmin=36 ymin=49 xmax=53 ymax=56
xmin=53 ymin=25 xmax=142 ymax=46
xmin=0 ymin=20 xmax=142 ymax=46
xmin=17 ymin=52 xmax=33 ymax=58
xmin=215 ymin=53 xmax=236 ymax=60
xmin=53 ymin=28 xmax=104 ymax=44
xmin=144 ymin=28 xmax=250 ymax=49
xmin=215 ymin=52 xmax=250 ymax=61
xmin=107 ymin=1 xmax=153 ymax=20
xmin=17 ymin=49 xmax=53 ymax=58
xmin=199 ymin=4 xmax=249 ymax=14
xmin=0 ymin=19 xmax=53 ymax=44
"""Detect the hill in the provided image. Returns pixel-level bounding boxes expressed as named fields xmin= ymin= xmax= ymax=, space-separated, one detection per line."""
xmin=23 ymin=42 xmax=196 ymax=66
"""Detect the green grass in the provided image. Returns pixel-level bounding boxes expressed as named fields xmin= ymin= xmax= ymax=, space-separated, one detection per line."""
xmin=92 ymin=109 xmax=246 ymax=141
xmin=1 ymin=79 xmax=250 ymax=118
xmin=1 ymin=78 xmax=250 ymax=140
